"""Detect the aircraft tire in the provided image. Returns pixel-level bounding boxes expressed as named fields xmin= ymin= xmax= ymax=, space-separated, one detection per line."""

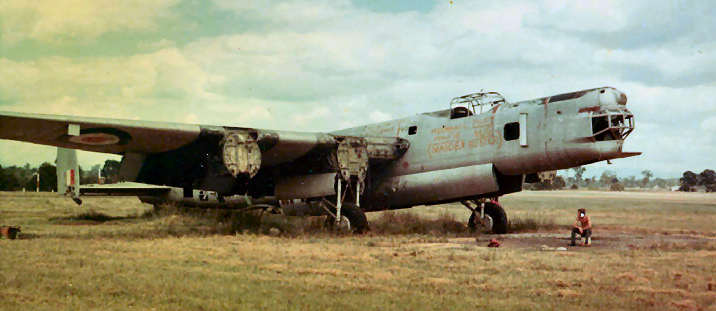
xmin=468 ymin=202 xmax=508 ymax=234
xmin=324 ymin=203 xmax=369 ymax=234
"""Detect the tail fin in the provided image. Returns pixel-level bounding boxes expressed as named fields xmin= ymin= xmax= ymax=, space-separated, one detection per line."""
xmin=56 ymin=148 xmax=79 ymax=200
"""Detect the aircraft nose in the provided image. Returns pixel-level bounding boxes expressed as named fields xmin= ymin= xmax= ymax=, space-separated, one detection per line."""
xmin=598 ymin=88 xmax=627 ymax=107
xmin=617 ymin=91 xmax=627 ymax=105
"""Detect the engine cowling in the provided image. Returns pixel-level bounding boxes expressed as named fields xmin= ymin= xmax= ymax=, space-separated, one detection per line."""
xmin=222 ymin=131 xmax=261 ymax=178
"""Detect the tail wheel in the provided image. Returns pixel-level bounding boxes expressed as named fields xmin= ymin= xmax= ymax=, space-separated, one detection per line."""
xmin=324 ymin=203 xmax=369 ymax=234
xmin=468 ymin=201 xmax=507 ymax=234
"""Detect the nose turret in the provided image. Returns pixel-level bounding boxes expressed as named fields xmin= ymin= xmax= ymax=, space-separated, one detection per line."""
xmin=591 ymin=88 xmax=634 ymax=142
xmin=577 ymin=87 xmax=639 ymax=163
xmin=542 ymin=87 xmax=640 ymax=171
xmin=492 ymin=87 xmax=640 ymax=175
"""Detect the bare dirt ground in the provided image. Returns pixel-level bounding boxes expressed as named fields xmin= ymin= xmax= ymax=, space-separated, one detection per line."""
xmin=471 ymin=231 xmax=713 ymax=251
xmin=478 ymin=191 xmax=715 ymax=252
xmin=380 ymin=190 xmax=716 ymax=253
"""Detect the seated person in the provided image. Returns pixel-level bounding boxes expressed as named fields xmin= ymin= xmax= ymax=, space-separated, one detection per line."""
xmin=570 ymin=208 xmax=592 ymax=246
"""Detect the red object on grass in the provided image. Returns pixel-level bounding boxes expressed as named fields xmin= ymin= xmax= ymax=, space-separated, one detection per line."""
xmin=487 ymin=238 xmax=501 ymax=247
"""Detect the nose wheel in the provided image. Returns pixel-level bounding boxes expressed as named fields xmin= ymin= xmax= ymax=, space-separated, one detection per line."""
xmin=462 ymin=199 xmax=508 ymax=234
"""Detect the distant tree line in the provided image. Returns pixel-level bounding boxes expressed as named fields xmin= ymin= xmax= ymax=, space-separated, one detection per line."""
xmin=0 ymin=160 xmax=121 ymax=191
xmin=525 ymin=166 xmax=679 ymax=191
xmin=679 ymin=169 xmax=716 ymax=192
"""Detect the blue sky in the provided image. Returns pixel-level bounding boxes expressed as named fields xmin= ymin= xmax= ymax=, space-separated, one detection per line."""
xmin=0 ymin=0 xmax=714 ymax=178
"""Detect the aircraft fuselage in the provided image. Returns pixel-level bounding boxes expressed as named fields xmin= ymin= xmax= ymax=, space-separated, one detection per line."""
xmin=333 ymin=86 xmax=636 ymax=210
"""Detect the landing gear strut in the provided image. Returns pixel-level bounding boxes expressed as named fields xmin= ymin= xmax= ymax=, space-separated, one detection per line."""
xmin=461 ymin=198 xmax=508 ymax=234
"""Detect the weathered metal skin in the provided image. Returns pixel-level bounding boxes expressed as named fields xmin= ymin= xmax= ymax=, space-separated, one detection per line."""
xmin=275 ymin=172 xmax=336 ymax=199
xmin=372 ymin=163 xmax=499 ymax=207
xmin=333 ymin=86 xmax=637 ymax=209
xmin=0 ymin=86 xmax=638 ymax=215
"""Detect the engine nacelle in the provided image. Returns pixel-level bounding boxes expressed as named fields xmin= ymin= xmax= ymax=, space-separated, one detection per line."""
xmin=374 ymin=163 xmax=499 ymax=207
xmin=222 ymin=131 xmax=261 ymax=178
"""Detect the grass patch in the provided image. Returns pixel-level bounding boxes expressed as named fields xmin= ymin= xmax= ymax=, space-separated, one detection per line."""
xmin=634 ymin=240 xmax=716 ymax=251
xmin=369 ymin=211 xmax=467 ymax=235
xmin=508 ymin=213 xmax=560 ymax=233
xmin=0 ymin=191 xmax=715 ymax=310
xmin=50 ymin=209 xmax=150 ymax=224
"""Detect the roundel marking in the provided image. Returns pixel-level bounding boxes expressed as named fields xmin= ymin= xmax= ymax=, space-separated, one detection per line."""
xmin=69 ymin=133 xmax=121 ymax=145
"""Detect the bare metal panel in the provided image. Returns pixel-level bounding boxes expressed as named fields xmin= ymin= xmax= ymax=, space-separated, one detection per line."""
xmin=377 ymin=163 xmax=498 ymax=206
xmin=275 ymin=172 xmax=337 ymax=199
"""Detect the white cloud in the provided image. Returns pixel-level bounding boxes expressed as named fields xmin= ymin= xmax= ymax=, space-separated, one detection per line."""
xmin=0 ymin=47 xmax=219 ymax=121
xmin=529 ymin=0 xmax=629 ymax=32
xmin=0 ymin=0 xmax=178 ymax=44
xmin=369 ymin=111 xmax=392 ymax=123
xmin=702 ymin=117 xmax=716 ymax=132
xmin=0 ymin=0 xmax=713 ymax=177
xmin=292 ymin=106 xmax=330 ymax=126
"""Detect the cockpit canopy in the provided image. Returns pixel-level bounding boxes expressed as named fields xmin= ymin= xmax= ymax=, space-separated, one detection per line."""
xmin=449 ymin=91 xmax=506 ymax=119
xmin=591 ymin=107 xmax=634 ymax=141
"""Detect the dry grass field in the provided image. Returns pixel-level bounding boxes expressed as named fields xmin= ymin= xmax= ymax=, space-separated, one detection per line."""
xmin=1 ymin=190 xmax=714 ymax=310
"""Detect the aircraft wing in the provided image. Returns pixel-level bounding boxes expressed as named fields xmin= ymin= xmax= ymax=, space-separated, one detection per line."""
xmin=0 ymin=111 xmax=201 ymax=155
xmin=0 ymin=111 xmax=410 ymax=189
xmin=0 ymin=111 xmax=348 ymax=165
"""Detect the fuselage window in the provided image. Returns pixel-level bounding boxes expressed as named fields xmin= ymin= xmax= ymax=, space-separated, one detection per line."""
xmin=408 ymin=126 xmax=418 ymax=135
xmin=504 ymin=122 xmax=520 ymax=141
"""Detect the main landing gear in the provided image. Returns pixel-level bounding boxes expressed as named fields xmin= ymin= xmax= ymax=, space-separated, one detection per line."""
xmin=318 ymin=179 xmax=369 ymax=234
xmin=321 ymin=201 xmax=369 ymax=234
xmin=461 ymin=198 xmax=508 ymax=234
xmin=319 ymin=176 xmax=369 ymax=233
xmin=318 ymin=137 xmax=370 ymax=234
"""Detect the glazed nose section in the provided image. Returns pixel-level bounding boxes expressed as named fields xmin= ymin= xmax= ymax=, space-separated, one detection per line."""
xmin=591 ymin=88 xmax=634 ymax=141
xmin=590 ymin=107 xmax=634 ymax=141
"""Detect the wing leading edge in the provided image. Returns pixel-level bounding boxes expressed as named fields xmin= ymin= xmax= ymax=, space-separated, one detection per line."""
xmin=0 ymin=111 xmax=201 ymax=154
xmin=0 ymin=111 xmax=344 ymax=163
xmin=0 ymin=111 xmax=410 ymax=177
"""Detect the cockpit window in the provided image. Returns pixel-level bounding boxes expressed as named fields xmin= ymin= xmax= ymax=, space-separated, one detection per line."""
xmin=450 ymin=106 xmax=473 ymax=119
xmin=448 ymin=91 xmax=506 ymax=119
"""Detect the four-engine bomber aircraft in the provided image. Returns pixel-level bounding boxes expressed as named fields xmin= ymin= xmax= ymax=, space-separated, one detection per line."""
xmin=0 ymin=87 xmax=639 ymax=233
